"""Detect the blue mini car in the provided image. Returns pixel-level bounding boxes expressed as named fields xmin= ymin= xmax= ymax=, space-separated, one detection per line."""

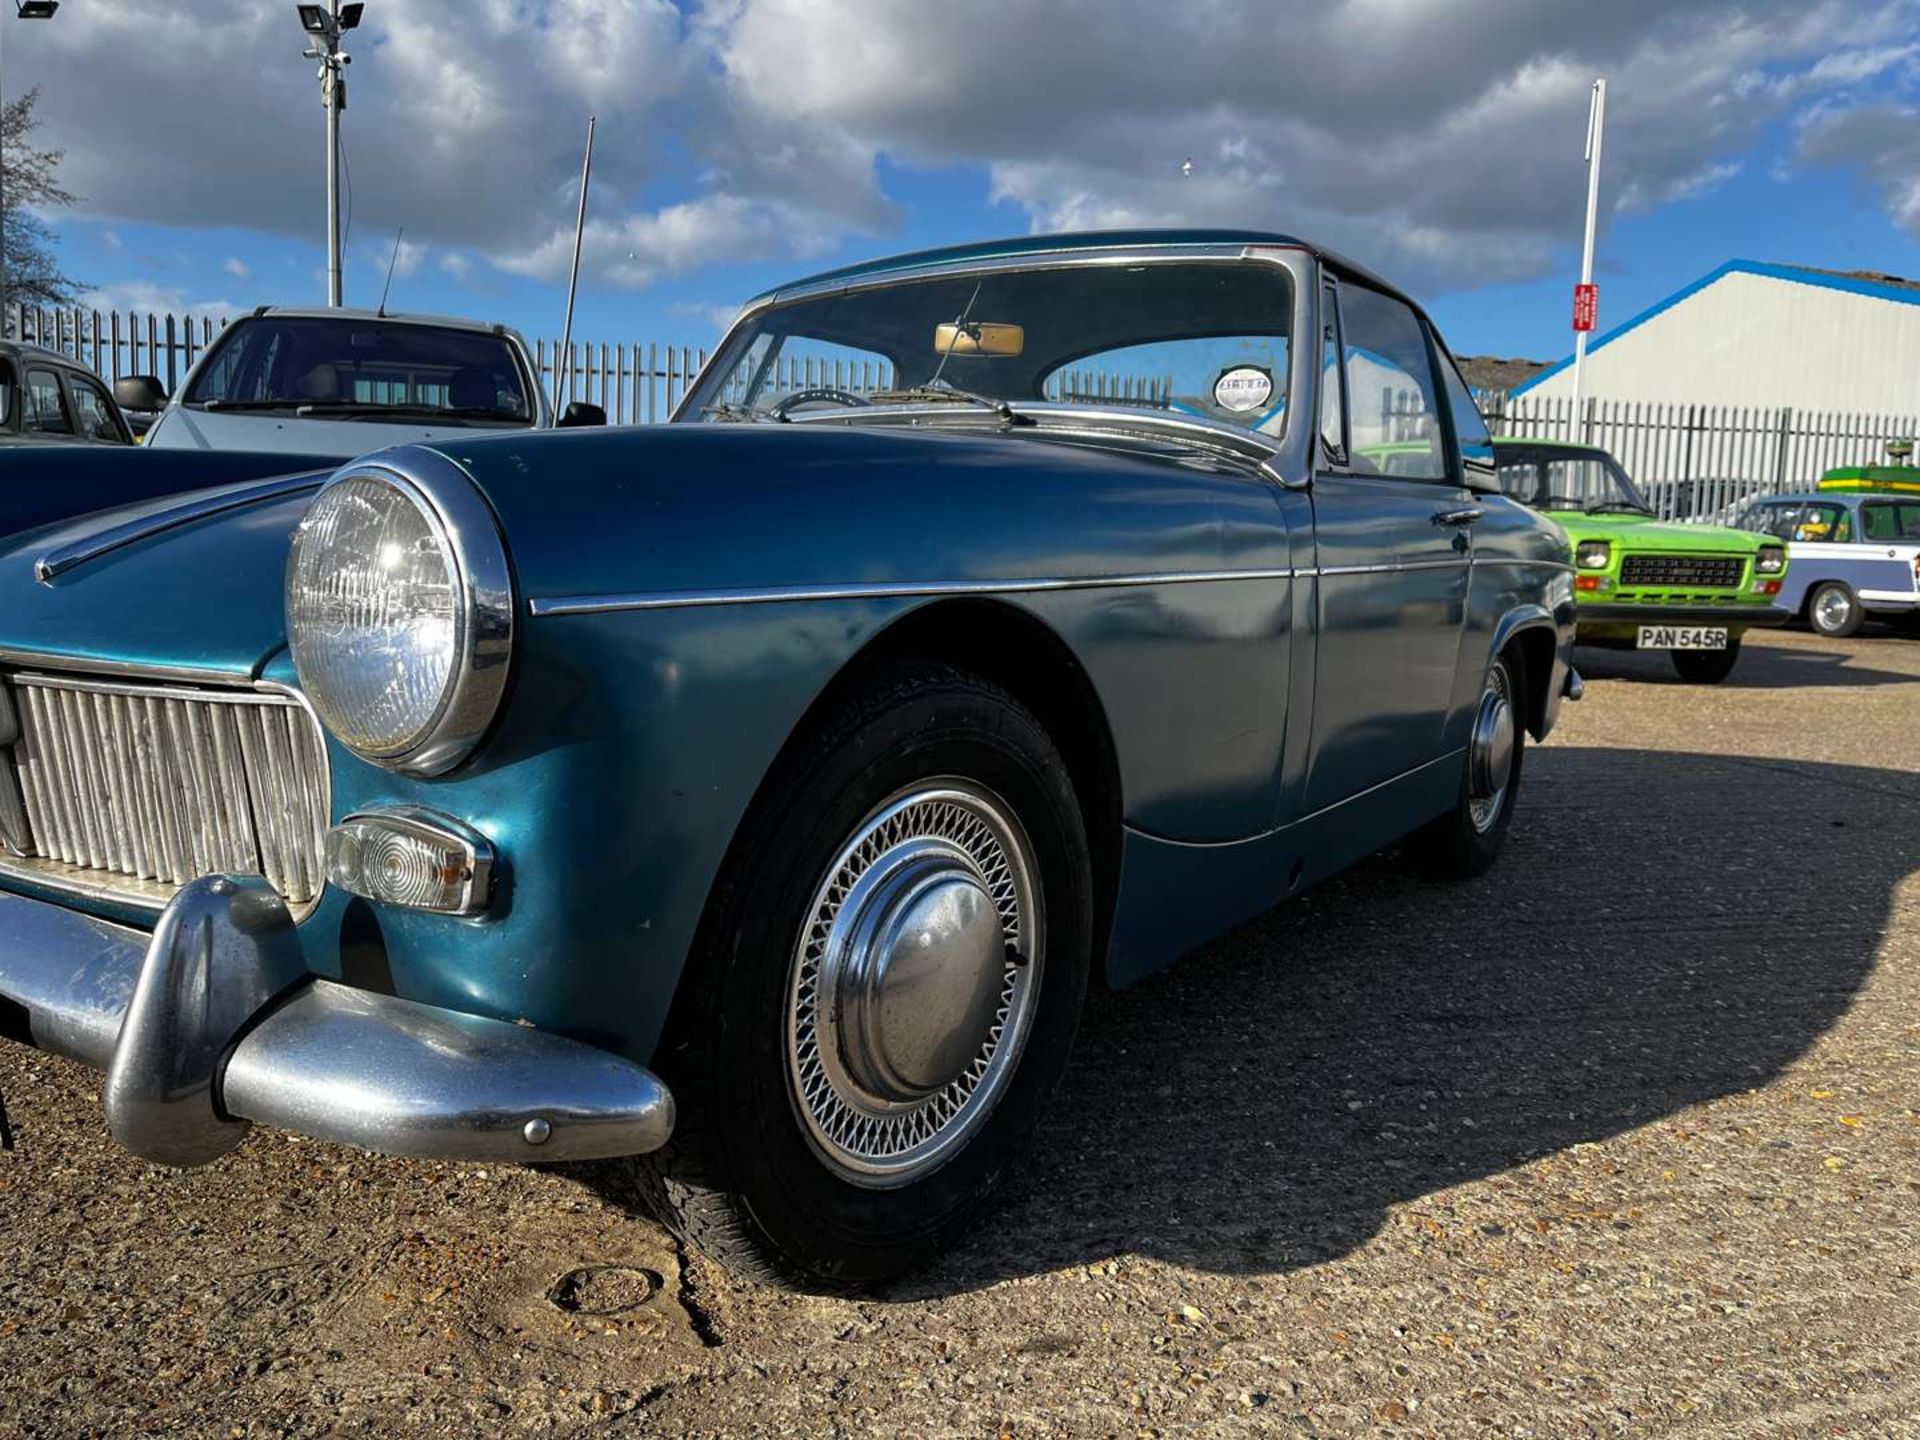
xmin=0 ymin=231 xmax=1575 ymax=1287
xmin=1730 ymin=476 xmax=1920 ymax=637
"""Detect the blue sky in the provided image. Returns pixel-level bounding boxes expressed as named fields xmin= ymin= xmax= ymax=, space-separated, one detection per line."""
xmin=20 ymin=2 xmax=1920 ymax=366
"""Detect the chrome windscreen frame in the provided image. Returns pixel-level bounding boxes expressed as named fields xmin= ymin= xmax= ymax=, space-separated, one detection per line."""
xmin=292 ymin=446 xmax=516 ymax=778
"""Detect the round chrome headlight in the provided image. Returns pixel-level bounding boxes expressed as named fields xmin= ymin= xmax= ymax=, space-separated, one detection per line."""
xmin=286 ymin=452 xmax=513 ymax=776
xmin=1755 ymin=546 xmax=1786 ymax=574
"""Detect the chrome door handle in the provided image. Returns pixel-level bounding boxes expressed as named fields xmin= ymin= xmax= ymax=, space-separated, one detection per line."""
xmin=1433 ymin=507 xmax=1484 ymax=528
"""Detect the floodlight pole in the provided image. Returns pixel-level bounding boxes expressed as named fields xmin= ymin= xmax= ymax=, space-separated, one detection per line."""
xmin=301 ymin=0 xmax=351 ymax=307
xmin=0 ymin=3 xmax=63 ymax=336
xmin=1569 ymin=77 xmax=1607 ymax=415
xmin=324 ymin=14 xmax=341 ymax=308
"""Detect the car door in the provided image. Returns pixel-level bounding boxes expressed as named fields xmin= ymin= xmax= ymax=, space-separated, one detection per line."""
xmin=21 ymin=366 xmax=79 ymax=444
xmin=1302 ymin=276 xmax=1474 ymax=813
xmin=62 ymin=370 xmax=133 ymax=445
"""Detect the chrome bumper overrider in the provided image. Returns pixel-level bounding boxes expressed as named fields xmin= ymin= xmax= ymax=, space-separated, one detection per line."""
xmin=0 ymin=876 xmax=674 ymax=1167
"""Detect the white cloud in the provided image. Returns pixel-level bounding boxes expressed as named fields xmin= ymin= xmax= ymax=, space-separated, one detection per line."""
xmin=222 ymin=256 xmax=250 ymax=280
xmin=22 ymin=0 xmax=1920 ymax=299
xmin=80 ymin=279 xmax=235 ymax=324
xmin=1795 ymin=101 xmax=1920 ymax=235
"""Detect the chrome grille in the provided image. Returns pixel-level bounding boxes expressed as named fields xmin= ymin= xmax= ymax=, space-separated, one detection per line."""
xmin=0 ymin=673 xmax=329 ymax=910
xmin=1619 ymin=554 xmax=1745 ymax=589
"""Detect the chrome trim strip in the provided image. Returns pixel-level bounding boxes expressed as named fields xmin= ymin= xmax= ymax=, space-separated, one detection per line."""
xmin=530 ymin=567 xmax=1302 ymax=618
xmin=1318 ymin=558 xmax=1470 ymax=577
xmin=35 ymin=473 xmax=327 ymax=585
xmin=0 ymin=649 xmax=252 ymax=685
xmin=530 ymin=553 xmax=1584 ymax=617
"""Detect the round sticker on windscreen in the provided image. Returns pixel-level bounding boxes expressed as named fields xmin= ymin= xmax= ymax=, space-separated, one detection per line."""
xmin=1213 ymin=365 xmax=1273 ymax=413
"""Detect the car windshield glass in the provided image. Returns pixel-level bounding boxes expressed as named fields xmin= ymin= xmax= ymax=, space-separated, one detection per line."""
xmin=1496 ymin=450 xmax=1651 ymax=513
xmin=683 ymin=260 xmax=1294 ymax=435
xmin=184 ymin=316 xmax=532 ymax=424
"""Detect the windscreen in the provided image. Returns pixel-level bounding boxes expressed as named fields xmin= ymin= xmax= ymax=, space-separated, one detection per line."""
xmin=1496 ymin=448 xmax=1652 ymax=514
xmin=686 ymin=260 xmax=1295 ymax=434
xmin=184 ymin=316 xmax=532 ymax=424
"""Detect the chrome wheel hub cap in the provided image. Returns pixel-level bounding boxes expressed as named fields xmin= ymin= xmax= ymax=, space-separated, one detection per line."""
xmin=787 ymin=783 xmax=1041 ymax=1186
xmin=1467 ymin=664 xmax=1515 ymax=833
xmin=1816 ymin=588 xmax=1851 ymax=631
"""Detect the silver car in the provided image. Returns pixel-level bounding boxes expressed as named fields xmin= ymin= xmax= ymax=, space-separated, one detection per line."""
xmin=126 ymin=307 xmax=569 ymax=459
xmin=1731 ymin=487 xmax=1920 ymax=636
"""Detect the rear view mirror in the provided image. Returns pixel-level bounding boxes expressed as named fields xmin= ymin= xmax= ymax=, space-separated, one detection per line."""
xmin=558 ymin=400 xmax=606 ymax=428
xmin=933 ymin=322 xmax=1023 ymax=358
xmin=114 ymin=375 xmax=169 ymax=411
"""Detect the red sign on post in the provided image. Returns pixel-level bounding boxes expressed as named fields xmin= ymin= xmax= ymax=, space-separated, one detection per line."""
xmin=1572 ymin=282 xmax=1599 ymax=333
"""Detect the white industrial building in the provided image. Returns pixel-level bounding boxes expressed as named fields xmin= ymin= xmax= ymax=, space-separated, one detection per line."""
xmin=1514 ymin=261 xmax=1920 ymax=412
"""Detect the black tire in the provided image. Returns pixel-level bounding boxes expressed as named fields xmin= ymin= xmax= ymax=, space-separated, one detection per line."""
xmin=1408 ymin=647 xmax=1526 ymax=880
xmin=635 ymin=661 xmax=1093 ymax=1291
xmin=1808 ymin=581 xmax=1865 ymax=638
xmin=1670 ymin=636 xmax=1742 ymax=684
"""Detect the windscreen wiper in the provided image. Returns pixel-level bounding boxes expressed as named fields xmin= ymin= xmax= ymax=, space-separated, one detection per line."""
xmin=866 ymin=386 xmax=1034 ymax=425
xmin=291 ymin=403 xmax=526 ymax=422
xmin=699 ymin=402 xmax=768 ymax=423
xmin=194 ymin=399 xmax=301 ymax=412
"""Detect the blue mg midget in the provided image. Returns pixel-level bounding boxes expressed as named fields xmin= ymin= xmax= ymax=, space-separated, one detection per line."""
xmin=0 ymin=232 xmax=1575 ymax=1288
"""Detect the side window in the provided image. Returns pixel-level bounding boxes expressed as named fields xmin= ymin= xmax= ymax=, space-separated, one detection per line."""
xmin=1792 ymin=503 xmax=1845 ymax=542
xmin=1436 ymin=348 xmax=1494 ymax=468
xmin=23 ymin=368 xmax=73 ymax=435
xmin=1318 ymin=285 xmax=1345 ymax=463
xmin=1336 ymin=283 xmax=1446 ymax=481
xmin=1864 ymin=501 xmax=1920 ymax=540
xmin=66 ymin=375 xmax=125 ymax=442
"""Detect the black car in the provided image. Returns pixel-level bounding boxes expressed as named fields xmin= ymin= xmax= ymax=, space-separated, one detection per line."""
xmin=0 ymin=341 xmax=136 ymax=447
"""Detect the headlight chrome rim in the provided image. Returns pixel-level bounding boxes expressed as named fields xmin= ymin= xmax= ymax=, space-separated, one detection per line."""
xmin=1755 ymin=546 xmax=1786 ymax=574
xmin=287 ymin=447 xmax=515 ymax=777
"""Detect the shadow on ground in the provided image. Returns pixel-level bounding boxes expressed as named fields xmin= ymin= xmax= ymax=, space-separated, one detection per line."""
xmin=1575 ymin=639 xmax=1915 ymax=688
xmin=569 ymin=745 xmax=1913 ymax=1300
xmin=894 ymin=744 xmax=1915 ymax=1295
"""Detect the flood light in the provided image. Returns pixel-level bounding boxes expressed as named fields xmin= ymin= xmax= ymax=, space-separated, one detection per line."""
xmin=15 ymin=2 xmax=61 ymax=19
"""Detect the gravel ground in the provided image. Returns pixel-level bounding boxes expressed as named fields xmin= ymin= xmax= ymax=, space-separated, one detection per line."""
xmin=2 ymin=626 xmax=1916 ymax=1439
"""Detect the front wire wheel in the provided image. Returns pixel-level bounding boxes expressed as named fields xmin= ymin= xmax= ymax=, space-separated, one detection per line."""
xmin=636 ymin=662 xmax=1092 ymax=1291
xmin=787 ymin=782 xmax=1042 ymax=1187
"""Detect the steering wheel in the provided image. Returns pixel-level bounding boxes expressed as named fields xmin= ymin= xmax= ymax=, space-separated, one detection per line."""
xmin=770 ymin=387 xmax=872 ymax=420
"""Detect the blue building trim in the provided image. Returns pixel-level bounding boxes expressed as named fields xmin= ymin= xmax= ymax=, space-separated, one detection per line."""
xmin=1512 ymin=260 xmax=1920 ymax=396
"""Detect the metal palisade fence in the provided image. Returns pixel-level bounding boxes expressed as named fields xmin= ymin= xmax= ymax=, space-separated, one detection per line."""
xmin=6 ymin=303 xmax=1911 ymax=519
xmin=1476 ymin=391 xmax=1920 ymax=521
xmin=8 ymin=303 xmax=1168 ymax=426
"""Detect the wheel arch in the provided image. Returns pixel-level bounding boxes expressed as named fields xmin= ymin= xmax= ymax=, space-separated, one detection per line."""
xmin=704 ymin=596 xmax=1126 ymax=986
xmin=1490 ymin=610 xmax=1559 ymax=741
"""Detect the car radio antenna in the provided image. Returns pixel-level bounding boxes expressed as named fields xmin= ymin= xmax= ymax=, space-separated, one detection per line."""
xmin=377 ymin=227 xmax=404 ymax=317
xmin=553 ymin=115 xmax=596 ymax=423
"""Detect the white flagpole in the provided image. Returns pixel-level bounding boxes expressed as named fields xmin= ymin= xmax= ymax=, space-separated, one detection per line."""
xmin=1570 ymin=78 xmax=1607 ymax=416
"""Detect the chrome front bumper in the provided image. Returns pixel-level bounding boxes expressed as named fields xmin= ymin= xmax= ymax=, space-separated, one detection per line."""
xmin=0 ymin=875 xmax=674 ymax=1167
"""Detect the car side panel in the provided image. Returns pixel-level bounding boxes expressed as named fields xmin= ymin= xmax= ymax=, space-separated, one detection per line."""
xmin=1782 ymin=538 xmax=1920 ymax=613
xmin=307 ymin=427 xmax=1306 ymax=1059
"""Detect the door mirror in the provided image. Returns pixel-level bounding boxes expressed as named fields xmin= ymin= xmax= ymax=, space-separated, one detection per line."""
xmin=558 ymin=400 xmax=606 ymax=428
xmin=114 ymin=375 xmax=169 ymax=412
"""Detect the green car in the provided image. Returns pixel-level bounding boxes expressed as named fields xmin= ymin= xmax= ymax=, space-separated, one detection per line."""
xmin=1494 ymin=439 xmax=1789 ymax=683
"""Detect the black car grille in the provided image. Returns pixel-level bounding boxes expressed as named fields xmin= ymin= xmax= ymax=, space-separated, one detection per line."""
xmin=1619 ymin=554 xmax=1745 ymax=589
